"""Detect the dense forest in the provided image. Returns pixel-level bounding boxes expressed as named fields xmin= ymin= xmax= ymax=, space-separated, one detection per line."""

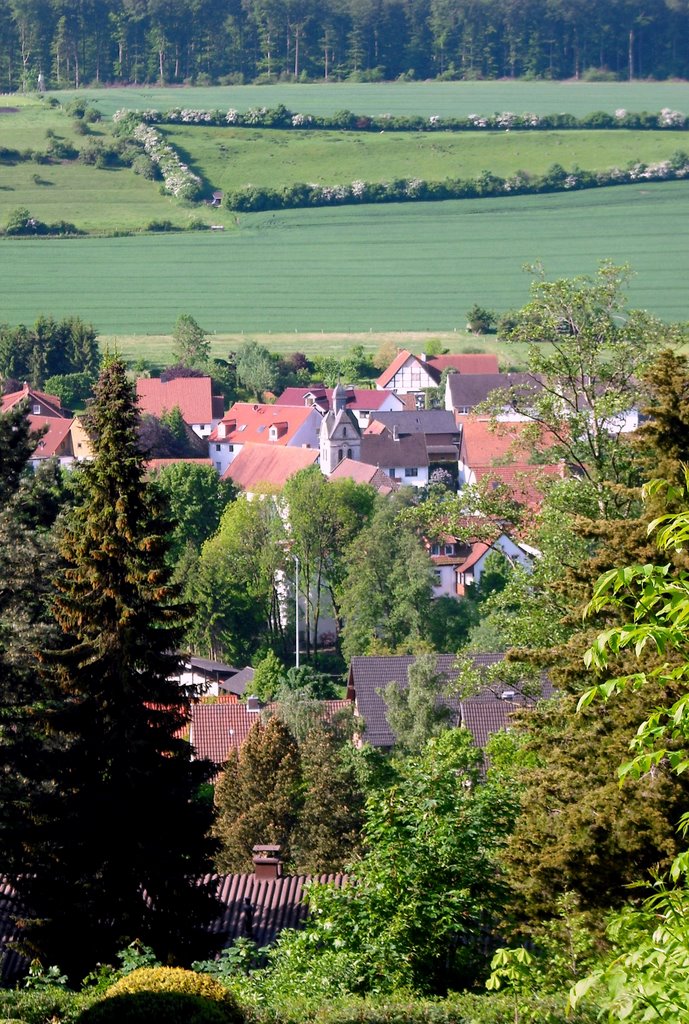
xmin=3 ymin=0 xmax=689 ymax=91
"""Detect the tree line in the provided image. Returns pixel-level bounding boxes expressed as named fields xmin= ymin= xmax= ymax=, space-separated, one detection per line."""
xmin=4 ymin=0 xmax=689 ymax=91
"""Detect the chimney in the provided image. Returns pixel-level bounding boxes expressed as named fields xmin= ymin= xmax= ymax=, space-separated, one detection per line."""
xmin=392 ymin=424 xmax=399 ymax=440
xmin=252 ymin=845 xmax=283 ymax=881
xmin=246 ymin=695 xmax=263 ymax=712
xmin=420 ymin=353 xmax=427 ymax=363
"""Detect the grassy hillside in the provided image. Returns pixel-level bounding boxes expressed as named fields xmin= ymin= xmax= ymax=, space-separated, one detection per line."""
xmin=54 ymin=81 xmax=689 ymax=120
xmin=162 ymin=124 xmax=689 ymax=193
xmin=1 ymin=182 xmax=687 ymax=336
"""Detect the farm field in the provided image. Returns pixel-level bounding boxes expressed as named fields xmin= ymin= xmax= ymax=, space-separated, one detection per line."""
xmin=163 ymin=124 xmax=689 ymax=193
xmin=1 ymin=181 xmax=687 ymax=339
xmin=0 ymin=100 xmax=233 ymax=231
xmin=53 ymin=81 xmax=689 ymax=119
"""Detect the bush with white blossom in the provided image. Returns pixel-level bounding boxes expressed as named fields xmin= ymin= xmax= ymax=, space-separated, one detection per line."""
xmin=132 ymin=123 xmax=202 ymax=200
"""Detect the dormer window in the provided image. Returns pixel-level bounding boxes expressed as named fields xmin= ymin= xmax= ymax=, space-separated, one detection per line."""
xmin=269 ymin=426 xmax=278 ymax=441
xmin=33 ymin=404 xmax=41 ymax=414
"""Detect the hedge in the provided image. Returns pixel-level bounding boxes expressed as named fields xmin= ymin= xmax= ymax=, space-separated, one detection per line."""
xmin=113 ymin=104 xmax=688 ymax=134
xmin=221 ymin=152 xmax=689 ymax=212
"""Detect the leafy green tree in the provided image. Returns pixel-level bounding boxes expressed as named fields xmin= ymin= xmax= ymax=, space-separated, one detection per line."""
xmin=171 ymin=313 xmax=210 ymax=368
xmin=382 ymin=653 xmax=453 ymax=753
xmin=485 ymin=262 xmax=680 ymax=516
xmin=338 ymin=494 xmax=436 ymax=661
xmin=256 ymin=729 xmax=523 ymax=996
xmin=213 ymin=716 xmax=302 ymax=872
xmin=187 ymin=495 xmax=285 ymax=662
xmin=283 ymin=468 xmax=375 ymax=657
xmin=14 ymin=357 xmax=218 ymax=979
xmin=234 ymin=341 xmax=278 ymax=400
xmin=43 ymin=371 xmax=95 ymax=408
xmin=151 ymin=461 xmax=235 ymax=567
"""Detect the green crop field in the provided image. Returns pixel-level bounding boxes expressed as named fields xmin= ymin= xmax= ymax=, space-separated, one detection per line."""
xmin=1 ymin=181 xmax=687 ymax=340
xmin=162 ymin=124 xmax=689 ymax=193
xmin=52 ymin=81 xmax=689 ymax=120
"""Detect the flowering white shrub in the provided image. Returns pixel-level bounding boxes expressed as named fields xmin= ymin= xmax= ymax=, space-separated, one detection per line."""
xmin=496 ymin=111 xmax=516 ymax=128
xmin=405 ymin=178 xmax=423 ymax=196
xmin=429 ymin=115 xmax=440 ymax=126
xmin=659 ymin=107 xmax=687 ymax=127
xmin=245 ymin=106 xmax=267 ymax=124
xmin=351 ymin=180 xmax=366 ymax=197
xmin=564 ymin=174 xmax=578 ymax=188
xmin=132 ymin=122 xmax=202 ymax=200
xmin=225 ymin=109 xmax=239 ymax=124
xmin=615 ymin=108 xmax=627 ymax=119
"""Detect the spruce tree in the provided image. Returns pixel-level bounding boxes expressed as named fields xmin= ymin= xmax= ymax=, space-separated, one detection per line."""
xmin=14 ymin=358 xmax=217 ymax=979
xmin=213 ymin=717 xmax=301 ymax=872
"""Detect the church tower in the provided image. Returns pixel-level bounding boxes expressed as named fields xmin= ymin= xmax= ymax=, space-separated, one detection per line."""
xmin=319 ymin=384 xmax=361 ymax=474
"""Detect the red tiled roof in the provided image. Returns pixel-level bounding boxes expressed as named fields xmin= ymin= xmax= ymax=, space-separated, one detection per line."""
xmin=190 ymin=699 xmax=352 ymax=767
xmin=375 ymin=349 xmax=413 ymax=388
xmin=224 ymin=443 xmax=319 ymax=491
xmin=328 ymin=458 xmax=399 ymax=493
xmin=136 ymin=377 xmax=222 ymax=425
xmin=473 ymin=463 xmax=568 ymax=510
xmin=29 ymin=415 xmax=73 ymax=458
xmin=275 ymin=386 xmax=395 ymax=412
xmin=428 ymin=353 xmax=499 ymax=376
xmin=460 ymin=416 xmax=556 ymax=467
xmin=2 ymin=385 xmax=67 ymax=418
xmin=209 ymin=402 xmax=317 ymax=445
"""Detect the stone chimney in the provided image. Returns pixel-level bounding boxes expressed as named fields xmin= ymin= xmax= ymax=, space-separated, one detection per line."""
xmin=252 ymin=844 xmax=283 ymax=880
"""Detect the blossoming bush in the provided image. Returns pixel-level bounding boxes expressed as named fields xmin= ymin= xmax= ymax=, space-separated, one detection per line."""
xmin=117 ymin=105 xmax=688 ymax=133
xmin=222 ymin=152 xmax=689 ymax=211
xmin=131 ymin=123 xmax=202 ymax=200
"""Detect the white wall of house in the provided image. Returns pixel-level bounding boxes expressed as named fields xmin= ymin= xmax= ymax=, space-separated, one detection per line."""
xmin=432 ymin=563 xmax=456 ymax=598
xmin=379 ymin=356 xmax=436 ymax=394
xmin=387 ymin=465 xmax=429 ymax=487
xmin=471 ymin=535 xmax=534 ymax=585
xmin=209 ymin=439 xmax=243 ymax=475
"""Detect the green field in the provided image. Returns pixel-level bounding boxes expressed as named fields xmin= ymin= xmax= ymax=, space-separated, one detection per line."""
xmin=53 ymin=82 xmax=689 ymax=120
xmin=1 ymin=182 xmax=687 ymax=337
xmin=162 ymin=124 xmax=689 ymax=193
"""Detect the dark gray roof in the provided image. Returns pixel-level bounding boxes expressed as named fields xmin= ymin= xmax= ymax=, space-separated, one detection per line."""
xmin=360 ymin=430 xmax=429 ymax=469
xmin=186 ymin=656 xmax=238 ymax=678
xmin=220 ymin=665 xmax=254 ymax=696
xmin=369 ymin=410 xmax=459 ymax=436
xmin=348 ymin=654 xmax=552 ymax=748
xmin=447 ymin=373 xmax=540 ymax=411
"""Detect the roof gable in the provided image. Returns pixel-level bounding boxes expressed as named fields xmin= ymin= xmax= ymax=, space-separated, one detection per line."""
xmin=210 ymin=402 xmax=317 ymax=445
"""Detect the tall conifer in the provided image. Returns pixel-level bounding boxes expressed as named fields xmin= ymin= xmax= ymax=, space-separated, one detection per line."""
xmin=14 ymin=358 xmax=217 ymax=978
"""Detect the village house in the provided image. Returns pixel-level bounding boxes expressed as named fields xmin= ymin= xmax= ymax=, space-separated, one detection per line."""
xmin=346 ymin=654 xmax=553 ymax=752
xmin=136 ymin=376 xmax=225 ymax=438
xmin=428 ymin=531 xmax=538 ymax=598
xmin=376 ymin=350 xmax=499 ymax=405
xmin=208 ymin=403 xmax=321 ymax=476
xmin=1 ymin=384 xmax=93 ymax=469
xmin=223 ymin=443 xmax=320 ymax=496
xmin=368 ymin=409 xmax=461 ymax=481
xmin=445 ymin=372 xmax=541 ymax=418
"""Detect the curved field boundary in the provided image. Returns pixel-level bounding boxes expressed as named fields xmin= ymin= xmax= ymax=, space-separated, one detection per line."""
xmin=0 ymin=182 xmax=687 ymax=334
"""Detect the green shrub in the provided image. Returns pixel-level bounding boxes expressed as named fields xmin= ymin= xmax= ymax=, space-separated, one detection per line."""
xmin=77 ymin=991 xmax=236 ymax=1024
xmin=0 ymin=986 xmax=86 ymax=1024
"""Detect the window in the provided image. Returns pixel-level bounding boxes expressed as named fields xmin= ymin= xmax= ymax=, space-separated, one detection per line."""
xmin=444 ymin=543 xmax=454 ymax=556
xmin=228 ymin=444 xmax=234 ymax=452
xmin=388 ymin=468 xmax=396 ymax=478
xmin=433 ymin=570 xmax=442 ymax=586
xmin=405 ymin=467 xmax=419 ymax=477
xmin=338 ymin=449 xmax=343 ymax=463
xmin=215 ymin=444 xmax=221 ymax=452
xmin=32 ymin=404 xmax=41 ymax=414
xmin=347 ymin=448 xmax=352 ymax=459
xmin=215 ymin=462 xmax=221 ymax=471
xmin=342 ymin=426 xmax=347 ymax=438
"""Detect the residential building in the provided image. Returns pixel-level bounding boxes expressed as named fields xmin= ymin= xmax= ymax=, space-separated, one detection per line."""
xmin=327 ymin=458 xmax=398 ymax=494
xmin=445 ymin=372 xmax=540 ymax=418
xmin=208 ymin=403 xmax=321 ymax=476
xmin=136 ymin=376 xmax=225 ymax=438
xmin=360 ymin=421 xmax=429 ymax=486
xmin=376 ymin=350 xmax=499 ymax=401
xmin=346 ymin=654 xmax=552 ymax=751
